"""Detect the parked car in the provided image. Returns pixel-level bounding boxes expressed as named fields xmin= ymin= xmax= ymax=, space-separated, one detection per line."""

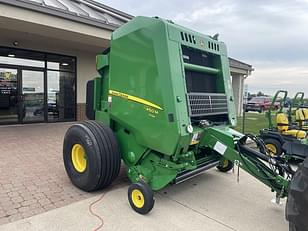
xmin=33 ymin=99 xmax=59 ymax=116
xmin=245 ymin=96 xmax=278 ymax=113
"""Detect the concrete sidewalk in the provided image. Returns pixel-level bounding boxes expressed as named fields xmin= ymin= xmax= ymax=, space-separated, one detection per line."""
xmin=0 ymin=169 xmax=288 ymax=231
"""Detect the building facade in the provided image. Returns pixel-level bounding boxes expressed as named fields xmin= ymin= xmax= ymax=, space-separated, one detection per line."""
xmin=0 ymin=0 xmax=132 ymax=124
xmin=0 ymin=0 xmax=252 ymax=125
xmin=229 ymin=58 xmax=254 ymax=116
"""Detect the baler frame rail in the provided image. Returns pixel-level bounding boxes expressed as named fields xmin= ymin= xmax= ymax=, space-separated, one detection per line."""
xmin=204 ymin=130 xmax=290 ymax=198
xmin=175 ymin=159 xmax=220 ymax=184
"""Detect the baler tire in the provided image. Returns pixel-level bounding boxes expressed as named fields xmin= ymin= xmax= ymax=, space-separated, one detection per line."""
xmin=128 ymin=181 xmax=155 ymax=215
xmin=63 ymin=121 xmax=121 ymax=192
xmin=217 ymin=159 xmax=234 ymax=172
xmin=264 ymin=138 xmax=282 ymax=156
xmin=286 ymin=157 xmax=308 ymax=231
xmin=86 ymin=121 xmax=121 ymax=185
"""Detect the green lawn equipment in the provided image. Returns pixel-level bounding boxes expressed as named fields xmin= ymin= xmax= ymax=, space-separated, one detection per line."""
xmin=291 ymin=92 xmax=308 ymax=130
xmin=260 ymin=90 xmax=308 ymax=162
xmin=62 ymin=16 xmax=308 ymax=231
xmin=288 ymin=92 xmax=305 ymax=124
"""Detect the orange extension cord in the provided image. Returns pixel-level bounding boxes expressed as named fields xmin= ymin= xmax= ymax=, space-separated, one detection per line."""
xmin=88 ymin=192 xmax=107 ymax=231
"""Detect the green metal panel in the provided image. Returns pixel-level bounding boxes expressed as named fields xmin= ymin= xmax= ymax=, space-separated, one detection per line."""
xmin=202 ymin=127 xmax=289 ymax=197
xmin=220 ymin=53 xmax=237 ymax=127
xmin=184 ymin=63 xmax=219 ymax=74
xmin=91 ymin=16 xmax=281 ymax=192
xmin=108 ymin=17 xmax=180 ymax=158
xmin=96 ymin=54 xmax=109 ymax=74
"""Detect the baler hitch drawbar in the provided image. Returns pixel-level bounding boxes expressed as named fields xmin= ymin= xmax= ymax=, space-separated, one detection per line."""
xmin=204 ymin=129 xmax=289 ymax=198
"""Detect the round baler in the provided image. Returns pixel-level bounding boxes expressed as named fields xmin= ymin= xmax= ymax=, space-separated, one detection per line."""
xmin=63 ymin=16 xmax=308 ymax=229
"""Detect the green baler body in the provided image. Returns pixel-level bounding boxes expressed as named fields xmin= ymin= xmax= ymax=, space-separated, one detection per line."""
xmin=92 ymin=16 xmax=240 ymax=190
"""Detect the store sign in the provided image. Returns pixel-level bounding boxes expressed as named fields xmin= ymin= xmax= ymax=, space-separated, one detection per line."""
xmin=0 ymin=72 xmax=16 ymax=81
xmin=4 ymin=72 xmax=11 ymax=80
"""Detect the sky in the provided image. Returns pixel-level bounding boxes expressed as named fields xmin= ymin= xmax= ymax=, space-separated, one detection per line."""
xmin=100 ymin=0 xmax=308 ymax=96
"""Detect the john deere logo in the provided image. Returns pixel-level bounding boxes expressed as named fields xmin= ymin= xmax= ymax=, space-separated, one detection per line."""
xmin=4 ymin=72 xmax=12 ymax=80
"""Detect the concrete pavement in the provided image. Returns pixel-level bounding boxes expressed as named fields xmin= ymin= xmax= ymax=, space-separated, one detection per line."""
xmin=0 ymin=168 xmax=288 ymax=231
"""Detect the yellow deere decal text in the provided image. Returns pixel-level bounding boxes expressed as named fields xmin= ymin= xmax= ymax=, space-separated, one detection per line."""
xmin=109 ymin=90 xmax=163 ymax=110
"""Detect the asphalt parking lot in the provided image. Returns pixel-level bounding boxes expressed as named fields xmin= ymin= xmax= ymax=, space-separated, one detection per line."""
xmin=0 ymin=123 xmax=288 ymax=230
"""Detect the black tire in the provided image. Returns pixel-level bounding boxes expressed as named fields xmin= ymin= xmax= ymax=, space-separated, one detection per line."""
xmin=286 ymin=157 xmax=308 ymax=231
xmin=264 ymin=138 xmax=282 ymax=156
xmin=128 ymin=181 xmax=155 ymax=215
xmin=63 ymin=121 xmax=121 ymax=192
xmin=217 ymin=159 xmax=234 ymax=172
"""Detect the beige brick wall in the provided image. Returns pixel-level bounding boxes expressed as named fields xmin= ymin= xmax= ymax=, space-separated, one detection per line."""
xmin=76 ymin=103 xmax=87 ymax=121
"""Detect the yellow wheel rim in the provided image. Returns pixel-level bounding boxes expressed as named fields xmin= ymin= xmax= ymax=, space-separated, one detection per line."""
xmin=71 ymin=144 xmax=87 ymax=173
xmin=131 ymin=189 xmax=145 ymax=208
xmin=222 ymin=159 xmax=229 ymax=168
xmin=266 ymin=144 xmax=277 ymax=156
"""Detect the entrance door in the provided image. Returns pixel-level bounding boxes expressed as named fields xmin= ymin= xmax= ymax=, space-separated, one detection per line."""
xmin=0 ymin=68 xmax=19 ymax=124
xmin=21 ymin=70 xmax=45 ymax=123
xmin=0 ymin=68 xmax=45 ymax=124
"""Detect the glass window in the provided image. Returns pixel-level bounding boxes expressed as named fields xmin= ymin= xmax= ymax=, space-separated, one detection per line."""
xmin=0 ymin=68 xmax=17 ymax=86
xmin=47 ymin=71 xmax=76 ymax=121
xmin=0 ymin=47 xmax=76 ymax=123
xmin=47 ymin=54 xmax=76 ymax=72
xmin=0 ymin=68 xmax=18 ymax=123
xmin=0 ymin=48 xmax=45 ymax=68
xmin=0 ymin=56 xmax=45 ymax=68
xmin=22 ymin=70 xmax=44 ymax=122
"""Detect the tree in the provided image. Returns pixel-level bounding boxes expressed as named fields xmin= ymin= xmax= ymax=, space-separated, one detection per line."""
xmin=257 ymin=91 xmax=265 ymax=97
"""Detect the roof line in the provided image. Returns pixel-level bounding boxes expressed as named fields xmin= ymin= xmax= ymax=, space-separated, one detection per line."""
xmin=82 ymin=0 xmax=134 ymax=19
xmin=229 ymin=57 xmax=253 ymax=68
xmin=229 ymin=57 xmax=254 ymax=72
xmin=0 ymin=0 xmax=129 ymax=31
xmin=79 ymin=0 xmax=130 ymax=22
xmin=51 ymin=0 xmax=69 ymax=11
